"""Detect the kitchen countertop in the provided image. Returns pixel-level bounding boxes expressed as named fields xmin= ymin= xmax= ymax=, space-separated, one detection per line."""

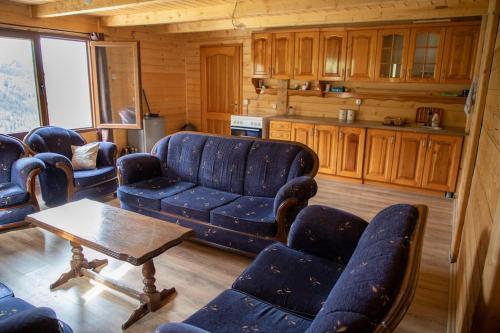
xmin=269 ymin=115 xmax=467 ymax=137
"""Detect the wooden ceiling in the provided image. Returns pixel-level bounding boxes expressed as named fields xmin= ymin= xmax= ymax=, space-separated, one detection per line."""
xmin=6 ymin=0 xmax=491 ymax=33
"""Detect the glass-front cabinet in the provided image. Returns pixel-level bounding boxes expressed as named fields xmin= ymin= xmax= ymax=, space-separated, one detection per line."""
xmin=375 ymin=29 xmax=409 ymax=82
xmin=407 ymin=27 xmax=446 ymax=82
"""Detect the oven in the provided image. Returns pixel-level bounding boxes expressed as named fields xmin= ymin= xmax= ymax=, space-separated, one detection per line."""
xmin=230 ymin=115 xmax=268 ymax=138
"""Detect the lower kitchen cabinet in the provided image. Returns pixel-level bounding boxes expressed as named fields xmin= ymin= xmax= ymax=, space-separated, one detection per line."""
xmin=314 ymin=125 xmax=339 ymax=175
xmin=364 ymin=129 xmax=395 ymax=182
xmin=291 ymin=122 xmax=315 ymax=149
xmin=390 ymin=132 xmax=428 ymax=187
xmin=336 ymin=127 xmax=366 ymax=178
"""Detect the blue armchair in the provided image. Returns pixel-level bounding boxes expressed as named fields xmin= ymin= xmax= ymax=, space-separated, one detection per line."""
xmin=24 ymin=126 xmax=118 ymax=207
xmin=0 ymin=134 xmax=44 ymax=231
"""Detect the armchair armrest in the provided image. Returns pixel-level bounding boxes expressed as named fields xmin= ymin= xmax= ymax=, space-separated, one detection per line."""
xmin=287 ymin=205 xmax=368 ymax=264
xmin=35 ymin=152 xmax=73 ymax=172
xmin=11 ymin=157 xmax=45 ymax=192
xmin=0 ymin=307 xmax=63 ymax=333
xmin=35 ymin=152 xmax=74 ymax=204
xmin=155 ymin=323 xmax=210 ymax=333
xmin=117 ymin=153 xmax=162 ymax=185
xmin=96 ymin=141 xmax=117 ymax=167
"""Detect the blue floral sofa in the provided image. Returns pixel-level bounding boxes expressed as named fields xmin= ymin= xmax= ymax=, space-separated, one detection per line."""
xmin=117 ymin=132 xmax=319 ymax=254
xmin=24 ymin=126 xmax=118 ymax=207
xmin=155 ymin=204 xmax=428 ymax=333
xmin=0 ymin=134 xmax=45 ymax=231
xmin=0 ymin=282 xmax=72 ymax=333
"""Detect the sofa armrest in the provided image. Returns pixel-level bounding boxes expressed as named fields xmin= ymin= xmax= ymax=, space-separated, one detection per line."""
xmin=11 ymin=157 xmax=45 ymax=192
xmin=287 ymin=205 xmax=368 ymax=264
xmin=96 ymin=141 xmax=117 ymax=167
xmin=0 ymin=307 xmax=64 ymax=333
xmin=155 ymin=323 xmax=210 ymax=333
xmin=117 ymin=153 xmax=162 ymax=185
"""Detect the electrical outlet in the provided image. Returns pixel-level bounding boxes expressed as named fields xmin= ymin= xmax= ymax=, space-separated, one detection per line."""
xmin=355 ymin=98 xmax=363 ymax=106
xmin=242 ymin=99 xmax=249 ymax=106
xmin=272 ymin=103 xmax=277 ymax=110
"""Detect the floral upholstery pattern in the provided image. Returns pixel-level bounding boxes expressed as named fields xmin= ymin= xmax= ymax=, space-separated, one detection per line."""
xmin=0 ymin=183 xmax=29 ymax=208
xmin=211 ymin=196 xmax=276 ymax=237
xmin=74 ymin=166 xmax=116 ymax=188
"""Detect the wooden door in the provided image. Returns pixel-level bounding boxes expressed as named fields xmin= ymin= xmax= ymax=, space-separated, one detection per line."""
xmin=290 ymin=122 xmax=315 ymax=150
xmin=407 ymin=27 xmax=446 ymax=83
xmin=272 ymin=32 xmax=294 ymax=79
xmin=375 ymin=29 xmax=410 ymax=82
xmin=391 ymin=132 xmax=428 ymax=187
xmin=422 ymin=135 xmax=463 ymax=192
xmin=318 ymin=30 xmax=346 ymax=81
xmin=313 ymin=125 xmax=338 ymax=175
xmin=441 ymin=26 xmax=479 ymax=84
xmin=294 ymin=31 xmax=319 ymax=80
xmin=336 ymin=127 xmax=366 ymax=178
xmin=201 ymin=45 xmax=241 ymax=135
xmin=251 ymin=33 xmax=272 ymax=78
xmin=346 ymin=30 xmax=377 ymax=81
xmin=363 ymin=129 xmax=396 ymax=182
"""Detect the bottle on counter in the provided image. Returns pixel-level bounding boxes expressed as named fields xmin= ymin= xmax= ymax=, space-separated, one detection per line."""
xmin=431 ymin=113 xmax=441 ymax=128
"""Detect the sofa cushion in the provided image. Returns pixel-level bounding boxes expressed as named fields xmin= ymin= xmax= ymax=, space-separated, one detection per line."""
xmin=0 ymin=283 xmax=13 ymax=300
xmin=184 ymin=289 xmax=312 ymax=333
xmin=233 ymin=243 xmax=344 ymax=318
xmin=163 ymin=134 xmax=207 ymax=183
xmin=210 ymin=196 xmax=276 ymax=237
xmin=161 ymin=186 xmax=240 ymax=222
xmin=0 ymin=183 xmax=29 ymax=208
xmin=74 ymin=166 xmax=116 ymax=188
xmin=118 ymin=177 xmax=195 ymax=211
xmin=198 ymin=137 xmax=252 ymax=194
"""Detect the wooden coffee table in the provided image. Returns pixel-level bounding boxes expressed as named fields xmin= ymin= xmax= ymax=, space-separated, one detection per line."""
xmin=26 ymin=199 xmax=193 ymax=330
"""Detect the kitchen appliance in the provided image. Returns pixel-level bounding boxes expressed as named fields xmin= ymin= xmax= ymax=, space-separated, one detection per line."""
xmin=230 ymin=115 xmax=269 ymax=138
xmin=416 ymin=107 xmax=443 ymax=127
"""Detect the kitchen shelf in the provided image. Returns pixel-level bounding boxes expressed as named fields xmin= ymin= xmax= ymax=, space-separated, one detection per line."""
xmin=323 ymin=91 xmax=467 ymax=104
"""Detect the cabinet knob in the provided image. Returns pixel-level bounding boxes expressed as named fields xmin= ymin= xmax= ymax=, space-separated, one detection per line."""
xmin=421 ymin=139 xmax=427 ymax=147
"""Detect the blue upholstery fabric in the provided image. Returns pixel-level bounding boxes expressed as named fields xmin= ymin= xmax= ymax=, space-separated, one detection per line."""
xmin=183 ymin=289 xmax=312 ymax=333
xmin=198 ymin=137 xmax=253 ymax=193
xmin=0 ymin=283 xmax=13 ymax=300
xmin=156 ymin=323 xmax=210 ymax=333
xmin=0 ymin=205 xmax=36 ymax=226
xmin=72 ymin=178 xmax=118 ymax=201
xmin=288 ymin=205 xmax=368 ymax=264
xmin=0 ymin=183 xmax=29 ymax=208
xmin=211 ymin=196 xmax=276 ymax=237
xmin=274 ymin=176 xmax=318 ymax=215
xmin=162 ymin=134 xmax=207 ymax=183
xmin=11 ymin=157 xmax=45 ymax=192
xmin=0 ymin=134 xmax=28 ymax=183
xmin=74 ymin=166 xmax=116 ymax=188
xmin=96 ymin=141 xmax=117 ymax=167
xmin=161 ymin=186 xmax=240 ymax=222
xmin=117 ymin=154 xmax=163 ymax=185
xmin=24 ymin=126 xmax=85 ymax=158
xmin=233 ymin=243 xmax=344 ymax=318
xmin=287 ymin=149 xmax=317 ymax=181
xmin=35 ymin=153 xmax=72 ymax=206
xmin=118 ymin=177 xmax=195 ymax=210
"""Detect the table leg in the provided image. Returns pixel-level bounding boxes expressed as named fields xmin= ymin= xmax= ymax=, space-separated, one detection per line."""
xmin=122 ymin=259 xmax=175 ymax=330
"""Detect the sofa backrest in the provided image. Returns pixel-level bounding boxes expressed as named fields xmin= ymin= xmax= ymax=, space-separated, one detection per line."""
xmin=24 ymin=126 xmax=85 ymax=159
xmin=306 ymin=204 xmax=422 ymax=333
xmin=152 ymin=132 xmax=317 ymax=196
xmin=0 ymin=135 xmax=26 ymax=183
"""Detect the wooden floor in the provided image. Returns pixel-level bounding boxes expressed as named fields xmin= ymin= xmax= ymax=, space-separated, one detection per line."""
xmin=0 ymin=176 xmax=452 ymax=333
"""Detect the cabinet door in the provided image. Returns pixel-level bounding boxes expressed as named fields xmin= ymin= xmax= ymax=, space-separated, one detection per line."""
xmin=346 ymin=30 xmax=377 ymax=81
xmin=272 ymin=32 xmax=294 ymax=79
xmin=336 ymin=127 xmax=366 ymax=178
xmin=375 ymin=29 xmax=410 ymax=82
xmin=251 ymin=33 xmax=272 ymax=78
xmin=313 ymin=125 xmax=339 ymax=175
xmin=407 ymin=27 xmax=445 ymax=83
xmin=291 ymin=123 xmax=315 ymax=150
xmin=441 ymin=26 xmax=479 ymax=84
xmin=294 ymin=31 xmax=319 ymax=80
xmin=363 ymin=129 xmax=396 ymax=182
xmin=422 ymin=135 xmax=463 ymax=192
xmin=318 ymin=30 xmax=346 ymax=81
xmin=391 ymin=132 xmax=428 ymax=187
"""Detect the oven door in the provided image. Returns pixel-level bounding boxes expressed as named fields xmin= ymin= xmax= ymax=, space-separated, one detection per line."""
xmin=230 ymin=126 xmax=262 ymax=138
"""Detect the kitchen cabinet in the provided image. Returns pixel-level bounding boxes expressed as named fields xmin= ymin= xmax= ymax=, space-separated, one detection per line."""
xmin=318 ymin=30 xmax=346 ymax=81
xmin=407 ymin=27 xmax=446 ymax=83
xmin=364 ymin=129 xmax=396 ymax=182
xmin=441 ymin=25 xmax=479 ymax=84
xmin=346 ymin=30 xmax=377 ymax=81
xmin=294 ymin=31 xmax=319 ymax=80
xmin=336 ymin=127 xmax=366 ymax=178
xmin=272 ymin=32 xmax=294 ymax=79
xmin=290 ymin=122 xmax=315 ymax=149
xmin=375 ymin=29 xmax=410 ymax=82
xmin=391 ymin=132 xmax=428 ymax=187
xmin=251 ymin=33 xmax=272 ymax=78
xmin=314 ymin=125 xmax=339 ymax=174
xmin=269 ymin=121 xmax=291 ymax=140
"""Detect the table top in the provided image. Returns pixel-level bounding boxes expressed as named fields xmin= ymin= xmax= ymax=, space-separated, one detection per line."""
xmin=26 ymin=199 xmax=193 ymax=266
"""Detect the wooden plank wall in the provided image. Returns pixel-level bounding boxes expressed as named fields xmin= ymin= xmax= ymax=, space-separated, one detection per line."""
xmin=451 ymin=14 xmax=500 ymax=332
xmin=183 ymin=29 xmax=468 ymax=131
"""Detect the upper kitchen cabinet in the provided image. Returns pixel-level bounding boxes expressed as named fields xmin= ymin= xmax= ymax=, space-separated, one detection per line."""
xmin=272 ymin=32 xmax=295 ymax=79
xmin=294 ymin=31 xmax=319 ymax=80
xmin=251 ymin=33 xmax=272 ymax=78
xmin=346 ymin=30 xmax=377 ymax=81
xmin=375 ymin=29 xmax=410 ymax=82
xmin=407 ymin=27 xmax=446 ymax=83
xmin=441 ymin=25 xmax=479 ymax=84
xmin=318 ymin=30 xmax=347 ymax=81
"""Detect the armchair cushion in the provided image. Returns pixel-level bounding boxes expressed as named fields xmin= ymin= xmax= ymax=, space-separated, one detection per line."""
xmin=74 ymin=166 xmax=116 ymax=188
xmin=117 ymin=154 xmax=162 ymax=185
xmin=210 ymin=196 xmax=276 ymax=237
xmin=155 ymin=323 xmax=210 ymax=333
xmin=10 ymin=157 xmax=45 ymax=192
xmin=0 ymin=134 xmax=26 ymax=184
xmin=118 ymin=177 xmax=195 ymax=211
xmin=0 ymin=183 xmax=29 ymax=208
xmin=161 ymin=186 xmax=240 ymax=222
xmin=273 ymin=176 xmax=318 ymax=216
xmin=232 ymin=243 xmax=344 ymax=317
xmin=0 ymin=283 xmax=13 ymax=300
xmin=0 ymin=205 xmax=36 ymax=226
xmin=288 ymin=205 xmax=368 ymax=263
xmin=0 ymin=298 xmax=62 ymax=333
xmin=96 ymin=141 xmax=117 ymax=167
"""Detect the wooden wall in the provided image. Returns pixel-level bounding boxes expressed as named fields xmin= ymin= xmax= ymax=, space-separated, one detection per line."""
xmin=451 ymin=12 xmax=500 ymax=332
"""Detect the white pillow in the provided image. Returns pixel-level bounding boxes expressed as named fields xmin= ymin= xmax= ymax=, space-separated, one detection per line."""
xmin=71 ymin=142 xmax=100 ymax=170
